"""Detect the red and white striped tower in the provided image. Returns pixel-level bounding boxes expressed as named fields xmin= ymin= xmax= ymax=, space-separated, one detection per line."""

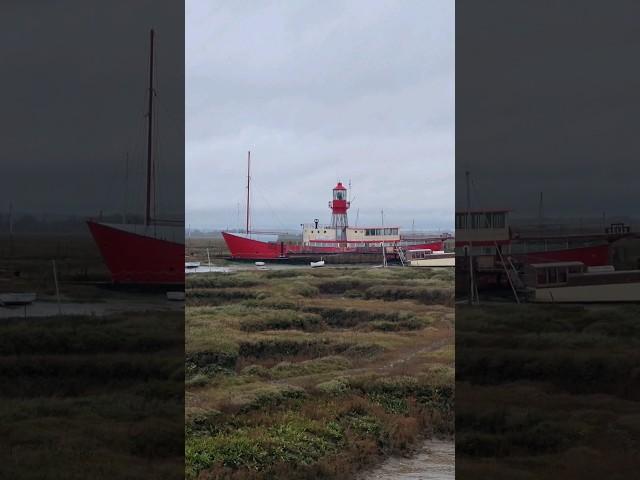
xmin=329 ymin=182 xmax=350 ymax=240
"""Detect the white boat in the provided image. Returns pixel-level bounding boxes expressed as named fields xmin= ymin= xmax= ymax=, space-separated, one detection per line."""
xmin=166 ymin=291 xmax=185 ymax=301
xmin=185 ymin=262 xmax=201 ymax=269
xmin=310 ymin=260 xmax=325 ymax=268
xmin=255 ymin=261 xmax=266 ymax=267
xmin=524 ymin=261 xmax=640 ymax=303
xmin=0 ymin=293 xmax=37 ymax=306
xmin=406 ymin=249 xmax=455 ymax=267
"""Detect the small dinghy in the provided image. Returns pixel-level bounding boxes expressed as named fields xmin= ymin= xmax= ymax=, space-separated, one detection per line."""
xmin=185 ymin=262 xmax=201 ymax=269
xmin=310 ymin=260 xmax=325 ymax=268
xmin=0 ymin=293 xmax=37 ymax=306
xmin=166 ymin=291 xmax=185 ymax=301
xmin=255 ymin=261 xmax=266 ymax=267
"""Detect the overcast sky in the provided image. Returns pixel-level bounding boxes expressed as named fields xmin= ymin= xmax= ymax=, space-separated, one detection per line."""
xmin=0 ymin=1 xmax=184 ymax=220
xmin=186 ymin=1 xmax=454 ymax=231
xmin=456 ymin=0 xmax=640 ymax=221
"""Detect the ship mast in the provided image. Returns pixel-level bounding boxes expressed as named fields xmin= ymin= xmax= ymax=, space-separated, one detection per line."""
xmin=466 ymin=170 xmax=476 ymax=305
xmin=145 ymin=29 xmax=155 ymax=226
xmin=246 ymin=151 xmax=251 ymax=235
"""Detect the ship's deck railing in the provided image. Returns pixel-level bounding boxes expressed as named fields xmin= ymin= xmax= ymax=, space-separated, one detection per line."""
xmin=302 ymin=223 xmax=333 ymax=229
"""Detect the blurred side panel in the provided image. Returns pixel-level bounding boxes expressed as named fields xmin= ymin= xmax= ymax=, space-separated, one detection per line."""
xmin=0 ymin=1 xmax=185 ymax=478
xmin=456 ymin=0 xmax=640 ymax=478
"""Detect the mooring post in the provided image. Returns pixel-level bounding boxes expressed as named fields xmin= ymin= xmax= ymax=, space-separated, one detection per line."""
xmin=52 ymin=259 xmax=61 ymax=315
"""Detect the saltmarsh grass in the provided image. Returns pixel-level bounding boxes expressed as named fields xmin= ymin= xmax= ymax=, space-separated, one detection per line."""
xmin=186 ymin=266 xmax=454 ymax=479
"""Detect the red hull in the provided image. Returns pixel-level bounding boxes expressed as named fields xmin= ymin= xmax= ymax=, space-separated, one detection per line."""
xmin=514 ymin=244 xmax=610 ymax=267
xmin=222 ymin=232 xmax=443 ymax=260
xmin=88 ymin=221 xmax=184 ymax=284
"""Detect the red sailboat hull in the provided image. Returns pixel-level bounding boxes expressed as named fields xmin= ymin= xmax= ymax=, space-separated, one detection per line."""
xmin=88 ymin=221 xmax=184 ymax=284
xmin=221 ymin=231 xmax=444 ymax=260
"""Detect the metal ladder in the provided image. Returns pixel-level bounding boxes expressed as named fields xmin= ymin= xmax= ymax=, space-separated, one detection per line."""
xmin=396 ymin=245 xmax=407 ymax=266
xmin=495 ymin=243 xmax=521 ymax=304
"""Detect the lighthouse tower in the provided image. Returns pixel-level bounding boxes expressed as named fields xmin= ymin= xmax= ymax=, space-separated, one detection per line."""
xmin=329 ymin=182 xmax=350 ymax=241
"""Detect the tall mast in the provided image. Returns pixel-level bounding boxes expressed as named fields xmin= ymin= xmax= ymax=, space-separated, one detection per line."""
xmin=246 ymin=151 xmax=251 ymax=235
xmin=145 ymin=29 xmax=155 ymax=226
xmin=538 ymin=191 xmax=543 ymax=230
xmin=466 ymin=170 xmax=475 ymax=305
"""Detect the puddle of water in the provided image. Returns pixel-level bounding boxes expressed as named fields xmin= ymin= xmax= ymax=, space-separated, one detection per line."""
xmin=358 ymin=440 xmax=454 ymax=480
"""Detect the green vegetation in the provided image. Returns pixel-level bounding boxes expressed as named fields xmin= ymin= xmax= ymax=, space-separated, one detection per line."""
xmin=456 ymin=304 xmax=640 ymax=479
xmin=0 ymin=310 xmax=184 ymax=479
xmin=186 ymin=266 xmax=454 ymax=479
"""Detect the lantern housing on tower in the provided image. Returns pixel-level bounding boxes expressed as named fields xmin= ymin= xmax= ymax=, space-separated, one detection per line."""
xmin=329 ymin=182 xmax=350 ymax=230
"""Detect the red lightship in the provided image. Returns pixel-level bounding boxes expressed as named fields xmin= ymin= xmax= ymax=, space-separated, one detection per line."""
xmin=222 ymin=163 xmax=446 ymax=261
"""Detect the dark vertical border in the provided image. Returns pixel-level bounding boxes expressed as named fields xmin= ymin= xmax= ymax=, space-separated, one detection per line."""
xmin=0 ymin=2 xmax=185 ymax=478
xmin=456 ymin=1 xmax=640 ymax=478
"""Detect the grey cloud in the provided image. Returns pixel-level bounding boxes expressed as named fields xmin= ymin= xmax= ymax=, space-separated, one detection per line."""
xmin=187 ymin=0 xmax=454 ymax=230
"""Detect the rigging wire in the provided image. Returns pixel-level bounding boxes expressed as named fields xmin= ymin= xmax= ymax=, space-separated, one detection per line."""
xmin=251 ymin=179 xmax=290 ymax=233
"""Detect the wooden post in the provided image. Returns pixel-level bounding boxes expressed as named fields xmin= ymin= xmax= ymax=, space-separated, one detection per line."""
xmin=52 ymin=260 xmax=61 ymax=315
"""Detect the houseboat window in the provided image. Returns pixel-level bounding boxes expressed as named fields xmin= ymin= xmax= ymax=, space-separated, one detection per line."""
xmin=548 ymin=268 xmax=557 ymax=284
xmin=558 ymin=269 xmax=568 ymax=283
xmin=455 ymin=213 xmax=467 ymax=229
xmin=537 ymin=270 xmax=547 ymax=284
xmin=492 ymin=213 xmax=505 ymax=228
xmin=484 ymin=213 xmax=492 ymax=228
xmin=569 ymin=265 xmax=582 ymax=274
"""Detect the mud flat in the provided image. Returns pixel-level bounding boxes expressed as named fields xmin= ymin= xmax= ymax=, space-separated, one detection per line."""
xmin=357 ymin=439 xmax=454 ymax=480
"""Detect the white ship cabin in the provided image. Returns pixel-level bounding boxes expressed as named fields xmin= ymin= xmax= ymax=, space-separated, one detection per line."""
xmin=523 ymin=261 xmax=587 ymax=288
xmin=455 ymin=209 xmax=511 ymax=262
xmin=522 ymin=262 xmax=640 ymax=303
xmin=302 ymin=223 xmax=400 ymax=247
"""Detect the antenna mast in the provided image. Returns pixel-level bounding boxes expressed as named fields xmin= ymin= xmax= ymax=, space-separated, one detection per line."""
xmin=145 ymin=29 xmax=155 ymax=226
xmin=538 ymin=191 xmax=544 ymax=230
xmin=246 ymin=151 xmax=251 ymax=235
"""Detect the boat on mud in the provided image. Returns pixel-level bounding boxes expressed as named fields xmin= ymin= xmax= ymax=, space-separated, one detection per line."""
xmin=87 ymin=30 xmax=183 ymax=285
xmin=523 ymin=261 xmax=640 ymax=303
xmin=0 ymin=293 xmax=37 ymax=306
xmin=222 ymin=175 xmax=449 ymax=262
xmin=406 ymin=249 xmax=455 ymax=267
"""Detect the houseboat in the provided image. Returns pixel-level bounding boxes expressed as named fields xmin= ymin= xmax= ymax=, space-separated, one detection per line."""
xmin=406 ymin=249 xmax=455 ymax=267
xmin=523 ymin=261 xmax=640 ymax=303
